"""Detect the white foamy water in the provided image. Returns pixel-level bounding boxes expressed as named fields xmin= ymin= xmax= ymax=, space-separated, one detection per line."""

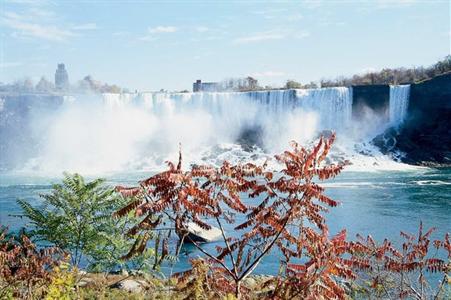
xmin=412 ymin=180 xmax=451 ymax=186
xmin=1 ymin=85 xmax=421 ymax=174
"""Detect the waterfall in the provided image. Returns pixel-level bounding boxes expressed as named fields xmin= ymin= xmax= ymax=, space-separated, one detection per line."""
xmin=125 ymin=87 xmax=353 ymax=133
xmin=102 ymin=93 xmax=134 ymax=108
xmin=389 ymin=85 xmax=410 ymax=126
xmin=93 ymin=87 xmax=353 ymax=140
xmin=0 ymin=87 xmax=377 ymax=173
xmin=294 ymin=87 xmax=352 ymax=130
xmin=232 ymin=87 xmax=352 ymax=130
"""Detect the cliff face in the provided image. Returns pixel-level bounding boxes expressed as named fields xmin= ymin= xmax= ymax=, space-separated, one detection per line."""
xmin=409 ymin=73 xmax=451 ymax=115
xmin=352 ymin=85 xmax=389 ymax=122
xmin=373 ymin=73 xmax=451 ymax=166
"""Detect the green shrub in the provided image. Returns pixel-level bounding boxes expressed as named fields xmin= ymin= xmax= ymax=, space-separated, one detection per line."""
xmin=17 ymin=172 xmax=160 ymax=273
xmin=45 ymin=261 xmax=76 ymax=300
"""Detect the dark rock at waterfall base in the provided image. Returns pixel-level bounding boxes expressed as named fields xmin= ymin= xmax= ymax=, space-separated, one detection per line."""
xmin=236 ymin=125 xmax=264 ymax=152
xmin=399 ymin=114 xmax=451 ymax=167
xmin=372 ymin=128 xmax=398 ymax=155
xmin=373 ymin=124 xmax=451 ymax=167
xmin=372 ymin=73 xmax=451 ymax=167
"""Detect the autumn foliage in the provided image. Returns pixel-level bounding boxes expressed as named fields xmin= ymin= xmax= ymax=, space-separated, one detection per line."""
xmin=0 ymin=228 xmax=65 ymax=299
xmin=350 ymin=225 xmax=450 ymax=299
xmin=115 ymin=134 xmax=450 ymax=299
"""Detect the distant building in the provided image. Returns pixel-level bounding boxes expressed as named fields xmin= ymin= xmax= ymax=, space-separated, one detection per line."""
xmin=193 ymin=77 xmax=259 ymax=92
xmin=55 ymin=63 xmax=69 ymax=90
xmin=193 ymin=79 xmax=222 ymax=92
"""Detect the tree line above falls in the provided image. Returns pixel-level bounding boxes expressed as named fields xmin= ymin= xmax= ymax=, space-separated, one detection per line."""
xmin=250 ymin=56 xmax=451 ymax=90
xmin=218 ymin=56 xmax=451 ymax=91
xmin=319 ymin=55 xmax=451 ymax=88
xmin=1 ymin=56 xmax=450 ymax=94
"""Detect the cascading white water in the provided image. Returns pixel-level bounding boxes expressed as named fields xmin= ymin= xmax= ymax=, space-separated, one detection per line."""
xmin=132 ymin=87 xmax=353 ymax=133
xmin=1 ymin=86 xmax=419 ymax=174
xmin=16 ymin=87 xmax=354 ymax=173
xmin=100 ymin=87 xmax=353 ymax=145
xmin=294 ymin=87 xmax=352 ymax=130
xmin=389 ymin=85 xmax=410 ymax=126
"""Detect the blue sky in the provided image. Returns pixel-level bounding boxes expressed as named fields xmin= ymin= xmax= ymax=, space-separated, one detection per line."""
xmin=0 ymin=0 xmax=450 ymax=91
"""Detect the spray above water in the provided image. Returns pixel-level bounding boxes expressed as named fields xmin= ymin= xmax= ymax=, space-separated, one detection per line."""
xmin=4 ymin=86 xmax=413 ymax=174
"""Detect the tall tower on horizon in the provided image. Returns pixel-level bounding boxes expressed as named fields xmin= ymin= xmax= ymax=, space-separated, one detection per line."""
xmin=55 ymin=63 xmax=69 ymax=90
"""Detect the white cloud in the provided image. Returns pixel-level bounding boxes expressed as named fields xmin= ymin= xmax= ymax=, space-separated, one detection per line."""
xmin=295 ymin=30 xmax=310 ymax=39
xmin=140 ymin=26 xmax=177 ymax=40
xmin=375 ymin=0 xmax=417 ymax=9
xmin=1 ymin=13 xmax=75 ymax=41
xmin=72 ymin=23 xmax=97 ymax=30
xmin=113 ymin=31 xmax=129 ymax=36
xmin=319 ymin=20 xmax=346 ymax=27
xmin=195 ymin=26 xmax=209 ymax=32
xmin=32 ymin=62 xmax=47 ymax=67
xmin=27 ymin=7 xmax=56 ymax=18
xmin=252 ymin=8 xmax=295 ymax=20
xmin=234 ymin=29 xmax=309 ymax=44
xmin=252 ymin=8 xmax=288 ymax=16
xmin=148 ymin=26 xmax=178 ymax=33
xmin=251 ymin=71 xmax=286 ymax=77
xmin=302 ymin=0 xmax=323 ymax=9
xmin=5 ymin=0 xmax=50 ymax=5
xmin=1 ymin=9 xmax=94 ymax=42
xmin=0 ymin=61 xmax=23 ymax=68
xmin=205 ymin=36 xmax=222 ymax=41
xmin=287 ymin=14 xmax=304 ymax=21
xmin=138 ymin=35 xmax=157 ymax=42
xmin=234 ymin=32 xmax=285 ymax=44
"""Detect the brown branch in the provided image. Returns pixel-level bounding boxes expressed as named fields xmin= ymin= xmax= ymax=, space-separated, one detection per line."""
xmin=185 ymin=235 xmax=237 ymax=280
xmin=216 ymin=216 xmax=239 ymax=278
xmin=238 ymin=215 xmax=290 ymax=281
xmin=433 ymin=274 xmax=448 ymax=300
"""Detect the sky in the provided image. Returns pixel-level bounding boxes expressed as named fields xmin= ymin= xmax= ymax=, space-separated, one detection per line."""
xmin=0 ymin=0 xmax=450 ymax=91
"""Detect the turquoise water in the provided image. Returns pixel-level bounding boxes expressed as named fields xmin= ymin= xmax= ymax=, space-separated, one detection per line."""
xmin=1 ymin=168 xmax=450 ymax=274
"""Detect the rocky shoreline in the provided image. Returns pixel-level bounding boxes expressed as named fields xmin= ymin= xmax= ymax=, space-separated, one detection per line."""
xmin=76 ymin=271 xmax=277 ymax=297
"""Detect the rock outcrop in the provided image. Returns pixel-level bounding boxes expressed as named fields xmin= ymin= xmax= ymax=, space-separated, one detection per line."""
xmin=352 ymin=85 xmax=390 ymax=122
xmin=373 ymin=73 xmax=451 ymax=167
xmin=181 ymin=222 xmax=223 ymax=243
xmin=113 ymin=279 xmax=149 ymax=293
